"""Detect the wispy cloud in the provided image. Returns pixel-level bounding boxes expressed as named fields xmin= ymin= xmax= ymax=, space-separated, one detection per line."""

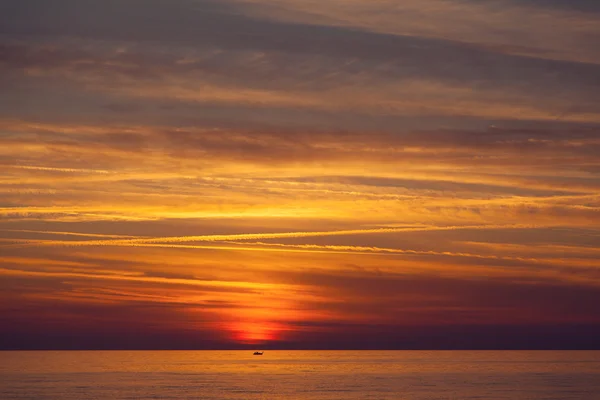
xmin=2 ymin=224 xmax=540 ymax=248
xmin=1 ymin=0 xmax=599 ymax=348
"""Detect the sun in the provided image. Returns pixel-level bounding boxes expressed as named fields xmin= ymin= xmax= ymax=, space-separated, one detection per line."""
xmin=231 ymin=321 xmax=283 ymax=344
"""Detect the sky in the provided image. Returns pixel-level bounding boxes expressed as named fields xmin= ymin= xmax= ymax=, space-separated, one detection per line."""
xmin=1 ymin=0 xmax=600 ymax=350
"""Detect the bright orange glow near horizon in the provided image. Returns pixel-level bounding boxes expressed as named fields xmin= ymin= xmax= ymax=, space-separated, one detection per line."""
xmin=1 ymin=0 xmax=600 ymax=350
xmin=230 ymin=321 xmax=285 ymax=345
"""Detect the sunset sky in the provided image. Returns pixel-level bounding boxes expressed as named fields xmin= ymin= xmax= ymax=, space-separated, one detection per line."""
xmin=1 ymin=0 xmax=600 ymax=349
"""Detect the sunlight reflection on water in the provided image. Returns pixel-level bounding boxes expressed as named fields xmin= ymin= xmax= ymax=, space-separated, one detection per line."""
xmin=1 ymin=351 xmax=599 ymax=399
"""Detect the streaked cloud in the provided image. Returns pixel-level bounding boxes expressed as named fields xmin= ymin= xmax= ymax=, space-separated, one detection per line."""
xmin=1 ymin=0 xmax=599 ymax=349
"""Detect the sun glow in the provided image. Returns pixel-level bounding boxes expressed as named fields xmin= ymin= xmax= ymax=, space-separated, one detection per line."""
xmin=231 ymin=321 xmax=284 ymax=344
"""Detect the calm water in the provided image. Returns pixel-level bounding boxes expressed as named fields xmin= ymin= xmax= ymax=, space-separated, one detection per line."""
xmin=1 ymin=351 xmax=599 ymax=399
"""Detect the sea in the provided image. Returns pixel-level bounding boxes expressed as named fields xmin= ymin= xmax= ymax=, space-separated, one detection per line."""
xmin=1 ymin=351 xmax=599 ymax=399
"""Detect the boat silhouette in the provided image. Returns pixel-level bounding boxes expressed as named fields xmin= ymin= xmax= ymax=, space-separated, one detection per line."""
xmin=253 ymin=351 xmax=263 ymax=355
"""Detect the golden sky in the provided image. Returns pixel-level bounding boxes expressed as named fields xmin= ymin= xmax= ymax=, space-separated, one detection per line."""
xmin=1 ymin=0 xmax=600 ymax=349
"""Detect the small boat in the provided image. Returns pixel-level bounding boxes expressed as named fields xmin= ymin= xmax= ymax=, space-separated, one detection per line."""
xmin=253 ymin=351 xmax=263 ymax=355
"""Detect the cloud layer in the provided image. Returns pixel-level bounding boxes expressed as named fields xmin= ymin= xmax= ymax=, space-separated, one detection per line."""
xmin=1 ymin=0 xmax=599 ymax=349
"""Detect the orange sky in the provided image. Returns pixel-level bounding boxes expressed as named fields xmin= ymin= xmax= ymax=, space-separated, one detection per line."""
xmin=1 ymin=0 xmax=600 ymax=349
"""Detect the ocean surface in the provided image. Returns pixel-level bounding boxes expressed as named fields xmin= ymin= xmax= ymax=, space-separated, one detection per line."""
xmin=1 ymin=351 xmax=599 ymax=399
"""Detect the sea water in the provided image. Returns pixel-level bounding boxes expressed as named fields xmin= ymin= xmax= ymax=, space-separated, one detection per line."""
xmin=1 ymin=350 xmax=599 ymax=399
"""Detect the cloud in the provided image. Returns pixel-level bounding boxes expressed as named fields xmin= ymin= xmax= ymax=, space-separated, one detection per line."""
xmin=0 ymin=267 xmax=296 ymax=293
xmin=235 ymin=0 xmax=600 ymax=63
xmin=0 ymin=228 xmax=139 ymax=239
xmin=1 ymin=0 xmax=599 ymax=349
xmin=3 ymin=38 xmax=600 ymax=127
xmin=2 ymin=120 xmax=599 ymax=181
xmin=2 ymin=224 xmax=540 ymax=248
